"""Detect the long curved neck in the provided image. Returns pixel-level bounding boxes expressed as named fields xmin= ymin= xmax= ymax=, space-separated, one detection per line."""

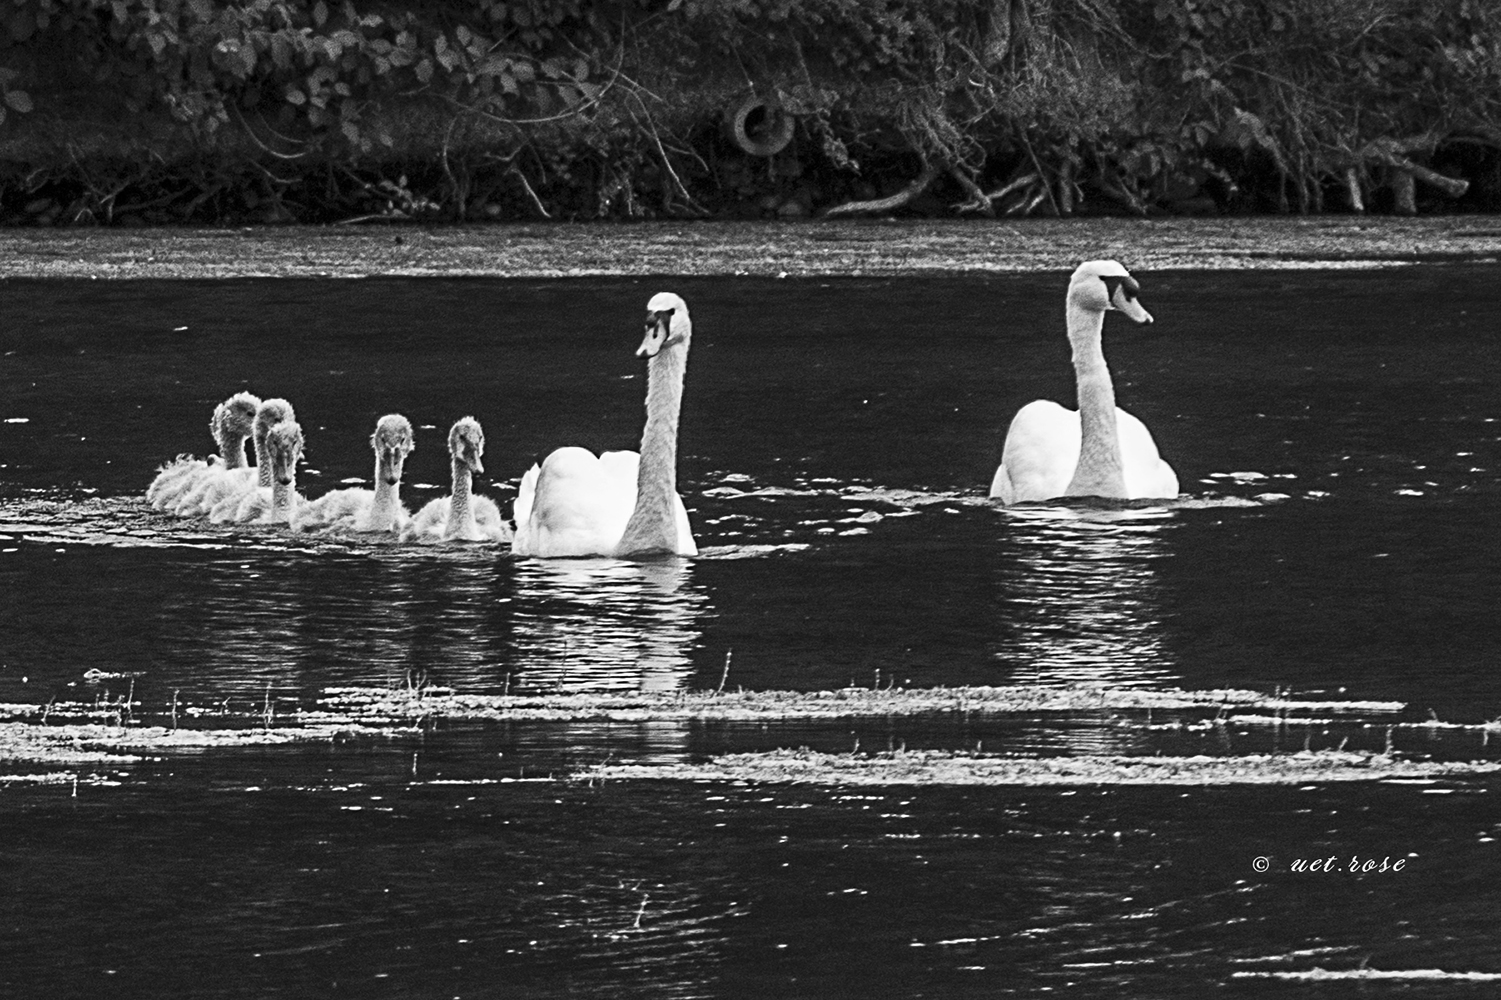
xmin=255 ymin=434 xmax=273 ymax=488
xmin=221 ymin=430 xmax=251 ymax=470
xmin=617 ymin=343 xmax=687 ymax=556
xmin=446 ymin=458 xmax=474 ymax=533
xmin=1064 ymin=301 xmax=1127 ymax=498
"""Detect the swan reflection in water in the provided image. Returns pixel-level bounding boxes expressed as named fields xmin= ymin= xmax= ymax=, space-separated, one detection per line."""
xmin=993 ymin=505 xmax=1179 ymax=689
xmin=508 ymin=558 xmax=710 ymax=694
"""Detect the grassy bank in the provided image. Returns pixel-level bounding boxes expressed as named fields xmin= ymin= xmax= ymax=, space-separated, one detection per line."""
xmin=3 ymin=217 xmax=1501 ymax=279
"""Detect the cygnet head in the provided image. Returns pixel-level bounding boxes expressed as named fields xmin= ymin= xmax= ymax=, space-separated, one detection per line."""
xmin=448 ymin=416 xmax=485 ymax=475
xmin=253 ymin=398 xmax=297 ymax=446
xmin=1068 ymin=260 xmax=1153 ymax=325
xmin=637 ymin=292 xmax=691 ymax=359
xmin=371 ymin=414 xmax=414 ymax=486
xmin=266 ymin=420 xmax=304 ymax=486
xmin=212 ymin=392 xmax=262 ymax=443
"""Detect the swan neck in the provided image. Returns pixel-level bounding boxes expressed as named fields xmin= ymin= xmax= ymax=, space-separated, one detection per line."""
xmin=221 ymin=430 xmax=251 ymax=471
xmin=618 ymin=342 xmax=687 ymax=555
xmin=368 ymin=454 xmax=402 ymax=528
xmin=1065 ymin=302 xmax=1127 ymax=498
xmin=255 ymin=436 xmax=273 ymax=488
xmin=448 ymin=458 xmax=474 ymax=531
xmin=270 ymin=478 xmax=296 ymax=523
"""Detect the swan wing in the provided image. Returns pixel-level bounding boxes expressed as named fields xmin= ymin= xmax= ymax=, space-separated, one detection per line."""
xmin=993 ymin=400 xmax=1081 ymax=503
xmin=512 ymin=463 xmax=540 ymax=532
xmin=299 ymin=488 xmax=365 ymax=529
xmin=147 ymin=456 xmax=206 ymax=509
xmin=513 ymin=446 xmax=635 ymax=557
xmin=471 ymin=495 xmax=514 ymax=543
xmin=400 ymin=497 xmax=448 ymax=542
xmin=214 ymin=486 xmax=269 ymax=523
xmin=175 ymin=466 xmax=254 ymax=516
xmin=1115 ymin=408 xmax=1179 ymax=500
xmin=672 ymin=493 xmax=698 ymax=556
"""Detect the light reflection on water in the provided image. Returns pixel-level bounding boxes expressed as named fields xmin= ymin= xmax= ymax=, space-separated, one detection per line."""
xmin=994 ymin=506 xmax=1177 ymax=689
xmin=3 ymin=269 xmax=1501 ymax=996
xmin=508 ymin=558 xmax=709 ymax=694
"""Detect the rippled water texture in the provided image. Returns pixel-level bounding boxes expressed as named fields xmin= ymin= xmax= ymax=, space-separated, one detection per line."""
xmin=3 ymin=268 xmax=1500 ymax=995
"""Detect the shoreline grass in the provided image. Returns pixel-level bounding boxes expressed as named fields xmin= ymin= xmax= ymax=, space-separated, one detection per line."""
xmin=3 ymin=217 xmax=1501 ymax=280
xmin=581 ymin=747 xmax=1501 ymax=786
xmin=315 ymin=683 xmax=1407 ymax=724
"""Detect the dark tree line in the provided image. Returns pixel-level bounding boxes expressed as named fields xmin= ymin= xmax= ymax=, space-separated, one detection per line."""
xmin=1 ymin=0 xmax=1498 ymax=224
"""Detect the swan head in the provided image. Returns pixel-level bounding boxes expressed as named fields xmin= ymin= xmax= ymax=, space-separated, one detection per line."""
xmin=253 ymin=398 xmax=297 ymax=447
xmin=371 ymin=413 xmax=414 ymax=486
xmin=637 ymin=292 xmax=691 ymax=359
xmin=212 ymin=392 xmax=262 ymax=444
xmin=448 ymin=416 xmax=486 ymax=475
xmin=1068 ymin=260 xmax=1153 ymax=324
xmin=266 ymin=419 xmax=304 ymax=486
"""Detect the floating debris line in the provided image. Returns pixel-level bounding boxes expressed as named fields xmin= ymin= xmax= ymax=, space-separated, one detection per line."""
xmin=316 ymin=684 xmax=1406 ymax=724
xmin=580 ymin=748 xmax=1501 ymax=787
xmin=0 ymin=719 xmax=410 ymax=766
xmin=1232 ymin=968 xmax=1501 ymax=982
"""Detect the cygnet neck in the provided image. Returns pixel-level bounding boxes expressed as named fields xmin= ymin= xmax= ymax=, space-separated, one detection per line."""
xmin=447 ymin=456 xmax=475 ymax=534
xmin=270 ymin=476 xmax=298 ymax=523
xmin=255 ymin=433 xmax=274 ymax=488
xmin=221 ymin=428 xmax=252 ymax=471
xmin=367 ymin=451 xmax=404 ymax=530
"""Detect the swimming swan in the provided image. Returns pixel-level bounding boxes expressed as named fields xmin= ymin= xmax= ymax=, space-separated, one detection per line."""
xmin=221 ymin=419 xmax=305 ymax=526
xmin=402 ymin=417 xmax=512 ymax=543
xmin=298 ymin=414 xmax=415 ymax=533
xmin=146 ymin=392 xmax=260 ymax=511
xmin=990 ymin=261 xmax=1178 ymax=504
xmin=207 ymin=399 xmax=299 ymax=522
xmin=512 ymin=291 xmax=698 ymax=558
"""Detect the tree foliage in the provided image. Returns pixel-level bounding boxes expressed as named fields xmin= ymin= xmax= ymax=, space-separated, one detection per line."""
xmin=1 ymin=0 xmax=1499 ymax=222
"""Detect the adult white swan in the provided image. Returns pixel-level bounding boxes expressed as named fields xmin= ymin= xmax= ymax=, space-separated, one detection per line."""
xmin=990 ymin=260 xmax=1178 ymax=504
xmin=512 ymin=292 xmax=698 ymax=558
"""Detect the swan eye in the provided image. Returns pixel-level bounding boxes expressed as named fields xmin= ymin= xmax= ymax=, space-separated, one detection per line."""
xmin=1100 ymin=275 xmax=1139 ymax=305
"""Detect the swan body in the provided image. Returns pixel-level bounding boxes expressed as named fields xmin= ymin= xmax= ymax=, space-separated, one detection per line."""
xmin=512 ymin=292 xmax=698 ymax=558
xmin=222 ymin=419 xmax=305 ymax=526
xmin=147 ymin=392 xmax=260 ymax=512
xmin=991 ymin=261 xmax=1178 ymax=504
xmin=403 ymin=417 xmax=512 ymax=543
xmin=299 ymin=414 xmax=415 ymax=533
xmin=207 ymin=399 xmax=298 ymax=522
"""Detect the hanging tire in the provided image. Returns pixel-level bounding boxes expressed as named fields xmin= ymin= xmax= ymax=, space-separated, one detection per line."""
xmin=726 ymin=95 xmax=795 ymax=157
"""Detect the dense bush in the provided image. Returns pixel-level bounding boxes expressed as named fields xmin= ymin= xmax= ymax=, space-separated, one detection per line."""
xmin=0 ymin=0 xmax=1498 ymax=223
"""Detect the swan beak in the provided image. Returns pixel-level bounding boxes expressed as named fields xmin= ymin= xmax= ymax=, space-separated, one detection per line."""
xmin=471 ymin=457 xmax=485 ymax=475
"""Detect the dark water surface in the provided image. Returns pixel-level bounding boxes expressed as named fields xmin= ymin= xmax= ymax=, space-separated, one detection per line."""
xmin=3 ymin=269 xmax=1500 ymax=996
